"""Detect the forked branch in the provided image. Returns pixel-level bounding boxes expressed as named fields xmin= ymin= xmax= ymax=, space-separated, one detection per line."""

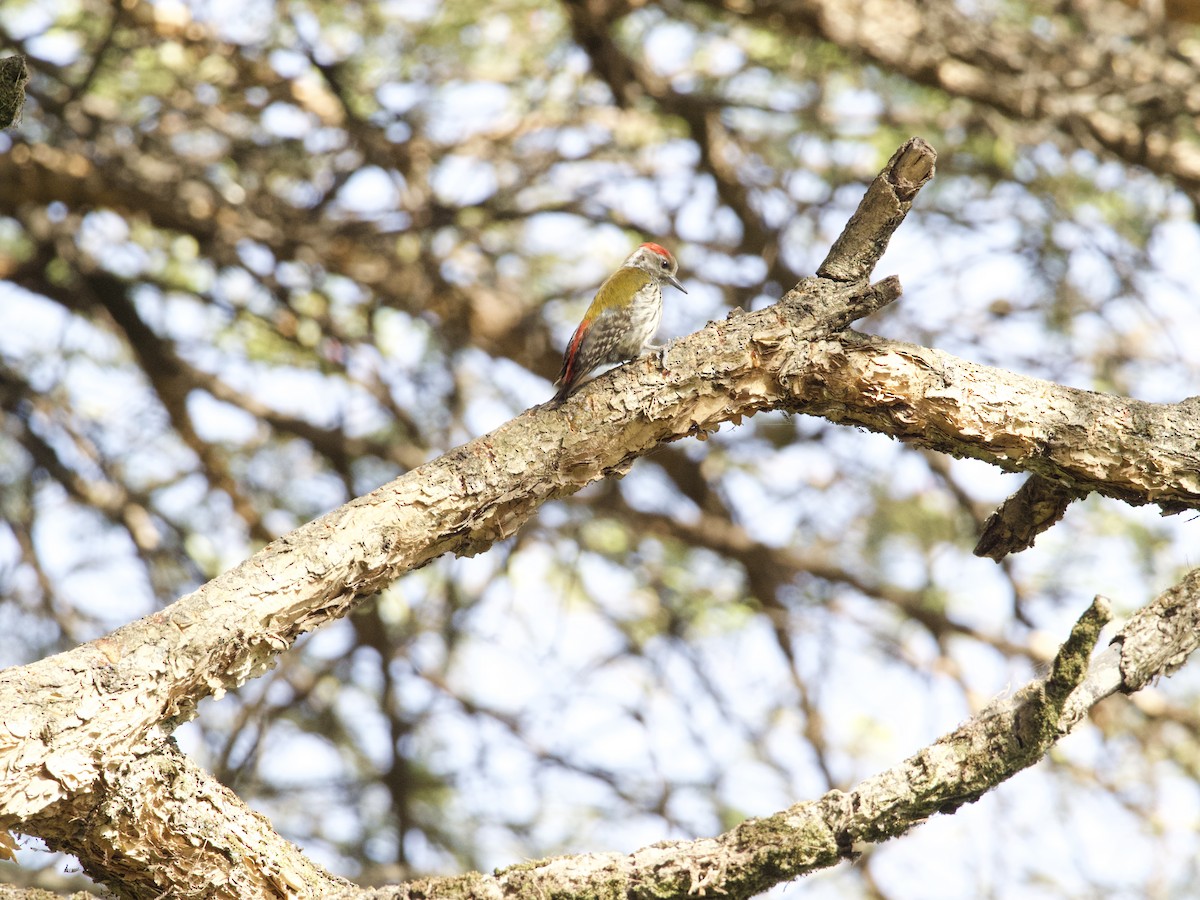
xmin=3 ymin=138 xmax=1197 ymax=898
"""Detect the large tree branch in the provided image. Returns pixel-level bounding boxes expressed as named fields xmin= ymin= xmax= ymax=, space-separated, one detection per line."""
xmin=0 ymin=273 xmax=900 ymax=831
xmin=5 ymin=568 xmax=1200 ymax=899
xmin=4 ymin=138 xmax=1199 ymax=896
xmin=403 ymin=571 xmax=1194 ymax=900
xmin=780 ymin=330 xmax=1200 ymax=511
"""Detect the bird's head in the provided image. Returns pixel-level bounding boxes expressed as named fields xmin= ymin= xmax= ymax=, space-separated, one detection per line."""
xmin=625 ymin=242 xmax=687 ymax=293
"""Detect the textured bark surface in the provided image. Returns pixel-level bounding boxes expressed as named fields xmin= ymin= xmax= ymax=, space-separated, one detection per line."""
xmin=22 ymin=743 xmax=346 ymax=900
xmin=0 ymin=276 xmax=899 ymax=834
xmin=783 ymin=331 xmax=1200 ymax=511
xmin=818 ymin=138 xmax=937 ymax=283
xmin=0 ymin=55 xmax=26 ymax=130
xmin=4 ymin=289 xmax=1200 ymax=895
xmin=974 ymin=475 xmax=1085 ymax=560
xmin=3 ymin=137 xmax=1200 ymax=898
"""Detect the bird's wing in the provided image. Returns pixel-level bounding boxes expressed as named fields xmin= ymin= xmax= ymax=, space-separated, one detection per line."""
xmin=591 ymin=267 xmax=653 ymax=312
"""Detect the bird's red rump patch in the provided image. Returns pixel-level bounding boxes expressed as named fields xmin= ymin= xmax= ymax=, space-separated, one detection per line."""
xmin=640 ymin=242 xmax=671 ymax=260
xmin=561 ymin=319 xmax=589 ymax=382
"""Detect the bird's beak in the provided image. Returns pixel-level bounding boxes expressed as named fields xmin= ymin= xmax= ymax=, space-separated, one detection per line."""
xmin=667 ymin=274 xmax=687 ymax=293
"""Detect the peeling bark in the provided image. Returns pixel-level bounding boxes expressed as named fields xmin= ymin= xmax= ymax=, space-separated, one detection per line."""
xmin=3 ymin=138 xmax=1199 ymax=897
xmin=975 ymin=475 xmax=1085 ymax=560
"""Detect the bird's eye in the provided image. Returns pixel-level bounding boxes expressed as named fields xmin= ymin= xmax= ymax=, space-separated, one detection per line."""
xmin=661 ymin=258 xmax=669 ymax=268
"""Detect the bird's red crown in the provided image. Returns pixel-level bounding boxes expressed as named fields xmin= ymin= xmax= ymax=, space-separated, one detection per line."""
xmin=639 ymin=242 xmax=672 ymax=260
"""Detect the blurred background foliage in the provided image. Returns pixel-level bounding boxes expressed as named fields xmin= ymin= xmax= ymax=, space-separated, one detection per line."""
xmin=3 ymin=0 xmax=1200 ymax=895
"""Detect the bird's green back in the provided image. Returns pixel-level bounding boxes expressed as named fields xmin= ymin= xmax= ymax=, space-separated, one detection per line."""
xmin=586 ymin=266 xmax=654 ymax=318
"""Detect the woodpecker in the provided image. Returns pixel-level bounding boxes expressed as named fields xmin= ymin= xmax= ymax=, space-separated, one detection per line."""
xmin=553 ymin=242 xmax=686 ymax=403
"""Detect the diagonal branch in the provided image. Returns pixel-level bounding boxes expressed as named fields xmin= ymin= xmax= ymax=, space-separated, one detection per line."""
xmin=329 ymin=571 xmax=1198 ymax=899
xmin=0 ymin=274 xmax=905 ymax=835
xmin=818 ymin=138 xmax=936 ymax=282
xmin=0 ymin=140 xmax=920 ymax=897
xmin=10 ymin=567 xmax=1200 ymax=900
xmin=974 ymin=474 xmax=1086 ymax=560
xmin=3 ymin=138 xmax=1198 ymax=897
